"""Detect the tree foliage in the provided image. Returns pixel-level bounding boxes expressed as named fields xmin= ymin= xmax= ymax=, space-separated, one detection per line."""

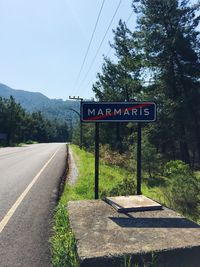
xmin=163 ymin=160 xmax=200 ymax=219
xmin=0 ymin=96 xmax=69 ymax=146
xmin=90 ymin=0 xmax=200 ymax=166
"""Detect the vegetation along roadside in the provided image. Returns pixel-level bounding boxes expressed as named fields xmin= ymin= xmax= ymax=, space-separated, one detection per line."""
xmin=51 ymin=144 xmax=200 ymax=267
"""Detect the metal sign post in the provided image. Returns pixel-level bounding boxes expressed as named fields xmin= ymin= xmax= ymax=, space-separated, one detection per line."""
xmin=80 ymin=120 xmax=83 ymax=149
xmin=81 ymin=101 xmax=156 ymax=199
xmin=95 ymin=123 xmax=99 ymax=199
xmin=137 ymin=123 xmax=142 ymax=195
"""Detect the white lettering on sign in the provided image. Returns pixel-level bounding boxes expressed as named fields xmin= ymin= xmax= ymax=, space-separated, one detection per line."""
xmin=144 ymin=108 xmax=150 ymax=116
xmin=106 ymin=109 xmax=112 ymax=115
xmin=87 ymin=107 xmax=151 ymax=117
xmin=114 ymin=109 xmax=122 ymax=115
xmin=124 ymin=108 xmax=130 ymax=115
xmin=88 ymin=109 xmax=95 ymax=116
xmin=132 ymin=108 xmax=137 ymax=115
xmin=97 ymin=109 xmax=104 ymax=116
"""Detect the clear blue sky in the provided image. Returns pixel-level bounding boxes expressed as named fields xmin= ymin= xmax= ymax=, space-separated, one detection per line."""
xmin=0 ymin=0 xmax=198 ymax=100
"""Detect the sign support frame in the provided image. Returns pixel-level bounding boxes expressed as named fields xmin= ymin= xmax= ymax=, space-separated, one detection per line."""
xmin=81 ymin=101 xmax=156 ymax=199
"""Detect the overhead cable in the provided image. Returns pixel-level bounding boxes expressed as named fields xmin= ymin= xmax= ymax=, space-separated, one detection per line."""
xmin=85 ymin=8 xmax=134 ymax=89
xmin=73 ymin=0 xmax=106 ymax=92
xmin=78 ymin=0 xmax=122 ymax=88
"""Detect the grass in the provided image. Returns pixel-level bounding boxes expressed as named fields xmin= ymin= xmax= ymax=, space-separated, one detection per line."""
xmin=16 ymin=140 xmax=39 ymax=147
xmin=51 ymin=201 xmax=79 ymax=267
xmin=142 ymin=184 xmax=166 ymax=205
xmin=67 ymin=144 xmax=135 ymax=200
xmin=123 ymin=252 xmax=159 ymax=267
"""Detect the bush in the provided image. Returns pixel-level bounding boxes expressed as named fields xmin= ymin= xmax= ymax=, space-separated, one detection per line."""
xmin=141 ymin=136 xmax=163 ymax=178
xmin=100 ymin=144 xmax=136 ymax=171
xmin=101 ymin=176 xmax=136 ymax=198
xmin=163 ymin=160 xmax=200 ymax=220
xmin=146 ymin=176 xmax=166 ymax=188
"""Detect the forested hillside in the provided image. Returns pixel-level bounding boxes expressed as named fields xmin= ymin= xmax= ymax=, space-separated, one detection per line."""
xmin=0 ymin=96 xmax=69 ymax=146
xmin=0 ymin=83 xmax=80 ymax=124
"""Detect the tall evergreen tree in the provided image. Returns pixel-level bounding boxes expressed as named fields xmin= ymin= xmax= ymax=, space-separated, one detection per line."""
xmin=132 ymin=0 xmax=200 ymax=163
xmin=92 ymin=20 xmax=143 ymax=151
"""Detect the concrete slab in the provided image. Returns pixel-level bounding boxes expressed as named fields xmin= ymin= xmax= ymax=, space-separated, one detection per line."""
xmin=68 ymin=199 xmax=200 ymax=267
xmin=105 ymin=195 xmax=162 ymax=212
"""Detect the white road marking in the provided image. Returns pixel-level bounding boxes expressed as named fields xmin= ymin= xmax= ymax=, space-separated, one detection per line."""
xmin=0 ymin=147 xmax=61 ymax=233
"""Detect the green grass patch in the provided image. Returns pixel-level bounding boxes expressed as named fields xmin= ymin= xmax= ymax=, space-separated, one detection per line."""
xmin=51 ymin=200 xmax=79 ymax=267
xmin=70 ymin=144 xmax=135 ymax=200
xmin=142 ymin=184 xmax=166 ymax=205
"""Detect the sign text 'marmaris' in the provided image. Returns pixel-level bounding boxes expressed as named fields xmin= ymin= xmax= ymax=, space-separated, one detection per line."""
xmin=81 ymin=102 xmax=156 ymax=122
xmin=88 ymin=107 xmax=150 ymax=117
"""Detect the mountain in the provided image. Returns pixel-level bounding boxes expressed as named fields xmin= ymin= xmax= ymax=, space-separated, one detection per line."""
xmin=0 ymin=83 xmax=80 ymax=124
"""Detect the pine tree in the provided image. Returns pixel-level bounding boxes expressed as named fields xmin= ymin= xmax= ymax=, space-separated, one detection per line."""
xmin=132 ymin=0 xmax=200 ymax=163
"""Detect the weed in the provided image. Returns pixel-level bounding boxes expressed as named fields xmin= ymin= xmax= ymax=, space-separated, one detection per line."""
xmin=51 ymin=202 xmax=79 ymax=267
xmin=123 ymin=252 xmax=158 ymax=267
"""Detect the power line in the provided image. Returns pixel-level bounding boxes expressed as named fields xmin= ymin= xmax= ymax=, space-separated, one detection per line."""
xmin=77 ymin=0 xmax=122 ymax=90
xmin=73 ymin=0 xmax=105 ymax=92
xmin=85 ymin=9 xmax=135 ymax=90
xmin=104 ymin=9 xmax=134 ymax=59
xmin=126 ymin=9 xmax=134 ymax=25
xmin=103 ymin=9 xmax=134 ymax=60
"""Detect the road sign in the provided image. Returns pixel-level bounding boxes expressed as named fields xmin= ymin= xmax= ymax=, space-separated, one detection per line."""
xmin=81 ymin=102 xmax=156 ymax=122
xmin=0 ymin=133 xmax=7 ymax=140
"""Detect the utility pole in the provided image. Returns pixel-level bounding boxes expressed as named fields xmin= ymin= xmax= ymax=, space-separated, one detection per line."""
xmin=69 ymin=96 xmax=83 ymax=149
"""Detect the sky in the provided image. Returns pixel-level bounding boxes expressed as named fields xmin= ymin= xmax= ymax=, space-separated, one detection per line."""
xmin=0 ymin=0 xmax=135 ymax=100
xmin=0 ymin=0 xmax=199 ymax=100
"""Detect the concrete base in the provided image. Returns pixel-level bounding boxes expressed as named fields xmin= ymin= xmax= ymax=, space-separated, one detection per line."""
xmin=68 ymin=199 xmax=200 ymax=267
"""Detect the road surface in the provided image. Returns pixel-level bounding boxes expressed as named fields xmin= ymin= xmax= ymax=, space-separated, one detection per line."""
xmin=0 ymin=143 xmax=67 ymax=267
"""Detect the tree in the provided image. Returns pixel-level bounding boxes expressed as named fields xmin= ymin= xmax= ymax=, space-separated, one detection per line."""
xmin=3 ymin=96 xmax=26 ymax=145
xmin=0 ymin=97 xmax=70 ymax=145
xmin=164 ymin=160 xmax=200 ymax=219
xmin=92 ymin=20 xmax=143 ymax=152
xmin=132 ymin=0 xmax=200 ymax=164
xmin=93 ymin=20 xmax=142 ymax=102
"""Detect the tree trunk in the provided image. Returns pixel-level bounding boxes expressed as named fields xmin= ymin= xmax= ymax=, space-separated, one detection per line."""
xmin=179 ymin=123 xmax=191 ymax=165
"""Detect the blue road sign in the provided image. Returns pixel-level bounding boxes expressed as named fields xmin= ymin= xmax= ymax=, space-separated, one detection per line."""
xmin=81 ymin=102 xmax=156 ymax=122
xmin=0 ymin=133 xmax=7 ymax=139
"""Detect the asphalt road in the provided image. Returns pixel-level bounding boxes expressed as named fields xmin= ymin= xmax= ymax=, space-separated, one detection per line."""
xmin=0 ymin=143 xmax=67 ymax=267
